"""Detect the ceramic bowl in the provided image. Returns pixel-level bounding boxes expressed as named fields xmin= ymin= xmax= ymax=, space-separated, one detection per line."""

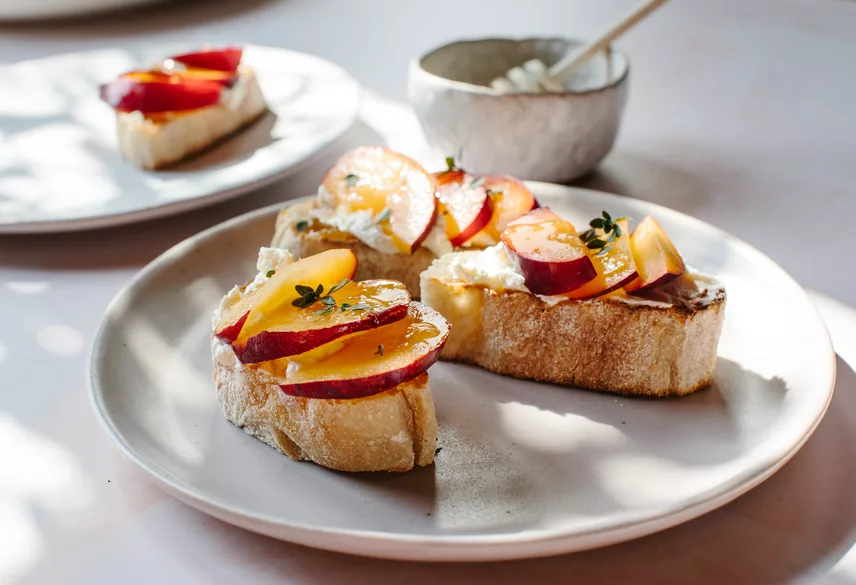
xmin=408 ymin=37 xmax=629 ymax=182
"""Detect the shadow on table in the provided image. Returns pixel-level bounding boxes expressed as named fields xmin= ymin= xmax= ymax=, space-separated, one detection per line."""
xmin=138 ymin=353 xmax=856 ymax=585
xmin=0 ymin=119 xmax=384 ymax=271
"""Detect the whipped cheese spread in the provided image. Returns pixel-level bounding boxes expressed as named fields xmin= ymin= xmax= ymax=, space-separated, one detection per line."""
xmin=211 ymin=246 xmax=293 ymax=370
xmin=312 ymin=186 xmax=454 ymax=257
xmin=423 ymin=243 xmax=724 ymax=309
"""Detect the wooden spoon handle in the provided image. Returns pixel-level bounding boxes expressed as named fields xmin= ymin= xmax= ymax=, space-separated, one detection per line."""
xmin=549 ymin=0 xmax=668 ymax=83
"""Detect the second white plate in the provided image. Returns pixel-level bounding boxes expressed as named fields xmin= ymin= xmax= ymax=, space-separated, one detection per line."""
xmin=0 ymin=45 xmax=359 ymax=233
xmin=89 ymin=184 xmax=835 ymax=561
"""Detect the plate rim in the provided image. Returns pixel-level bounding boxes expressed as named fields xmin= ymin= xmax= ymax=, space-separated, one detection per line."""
xmin=88 ymin=183 xmax=837 ymax=562
xmin=0 ymin=44 xmax=360 ymax=235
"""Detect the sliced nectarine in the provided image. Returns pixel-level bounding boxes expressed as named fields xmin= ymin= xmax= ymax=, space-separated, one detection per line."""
xmin=321 ymin=147 xmax=438 ymax=254
xmin=468 ymin=175 xmax=538 ymax=246
xmin=435 ymin=174 xmax=493 ymax=247
xmin=232 ymin=280 xmax=410 ymax=363
xmin=624 ymin=216 xmax=686 ymax=294
xmin=564 ymin=219 xmax=638 ymax=300
xmin=276 ymin=303 xmax=450 ymax=399
xmin=100 ymin=72 xmax=224 ymax=113
xmin=170 ymin=47 xmax=243 ymax=72
xmin=215 ymin=249 xmax=358 ymax=346
xmin=501 ymin=208 xmax=597 ymax=295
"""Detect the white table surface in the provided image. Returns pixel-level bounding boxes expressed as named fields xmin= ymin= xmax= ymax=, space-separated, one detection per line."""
xmin=3 ymin=0 xmax=856 ymax=583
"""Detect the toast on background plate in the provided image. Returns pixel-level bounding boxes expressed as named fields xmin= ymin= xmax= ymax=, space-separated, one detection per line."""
xmin=271 ymin=147 xmax=537 ymax=298
xmin=100 ymin=47 xmax=267 ymax=170
xmin=210 ymin=246 xmax=449 ymax=472
xmin=420 ymin=209 xmax=726 ymax=397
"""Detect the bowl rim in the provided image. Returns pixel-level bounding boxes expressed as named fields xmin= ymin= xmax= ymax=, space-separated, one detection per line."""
xmin=410 ymin=36 xmax=630 ymax=97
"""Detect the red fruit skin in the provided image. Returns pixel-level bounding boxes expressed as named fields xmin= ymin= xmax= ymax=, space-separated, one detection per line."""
xmin=279 ymin=341 xmax=445 ymax=399
xmin=409 ymin=204 xmax=439 ymax=253
xmin=626 ymin=272 xmax=681 ymax=295
xmin=170 ymin=47 xmax=244 ymax=72
xmin=215 ymin=312 xmax=248 ymax=344
xmin=99 ymin=76 xmax=224 ymax=113
xmin=231 ymin=303 xmax=409 ymax=364
xmin=516 ymin=255 xmax=599 ymax=296
xmin=447 ymin=195 xmax=493 ymax=247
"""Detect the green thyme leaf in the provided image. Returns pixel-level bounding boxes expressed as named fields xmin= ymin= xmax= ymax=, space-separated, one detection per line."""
xmin=292 ymin=297 xmax=307 ymax=307
xmin=345 ymin=173 xmax=359 ymax=186
xmin=266 ymin=270 xmax=275 ymax=278
xmin=590 ymin=218 xmax=605 ymax=229
xmin=296 ymin=297 xmax=316 ymax=309
xmin=328 ymin=279 xmax=349 ymax=295
xmin=470 ymin=176 xmax=485 ymax=188
xmin=295 ymin=284 xmax=314 ymax=296
xmin=340 ymin=302 xmax=352 ymax=311
xmin=313 ymin=306 xmax=336 ymax=316
xmin=586 ymin=238 xmax=606 ymax=249
xmin=580 ymin=228 xmax=596 ymax=242
xmin=613 ymin=224 xmax=622 ymax=237
xmin=295 ymin=220 xmax=309 ymax=232
xmin=435 ymin=447 xmax=442 ymax=455
xmin=374 ymin=207 xmax=392 ymax=223
xmin=320 ymin=296 xmax=336 ymax=306
xmin=343 ymin=302 xmax=370 ymax=311
xmin=602 ymin=210 xmax=611 ymax=221
xmin=315 ymin=284 xmax=324 ymax=296
xmin=486 ymin=189 xmax=503 ymax=198
xmin=445 ymin=156 xmax=457 ymax=171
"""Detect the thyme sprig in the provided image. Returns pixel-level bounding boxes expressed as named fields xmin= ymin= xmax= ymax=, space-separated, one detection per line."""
xmin=344 ymin=173 xmax=359 ymax=187
xmin=579 ymin=210 xmax=628 ymax=256
xmin=444 ymin=147 xmax=464 ymax=172
xmin=291 ymin=279 xmax=368 ymax=315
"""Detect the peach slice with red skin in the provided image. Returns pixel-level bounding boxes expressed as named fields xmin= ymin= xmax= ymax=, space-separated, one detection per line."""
xmin=624 ymin=216 xmax=686 ymax=294
xmin=170 ymin=47 xmax=243 ymax=72
xmin=214 ymin=249 xmax=358 ymax=345
xmin=277 ymin=302 xmax=450 ymax=399
xmin=433 ymin=170 xmax=538 ymax=247
xmin=321 ymin=147 xmax=438 ymax=254
xmin=564 ymin=219 xmax=638 ymax=300
xmin=435 ymin=173 xmax=494 ymax=247
xmin=232 ymin=280 xmax=410 ymax=364
xmin=502 ymin=208 xmax=597 ymax=295
xmin=100 ymin=72 xmax=225 ymax=113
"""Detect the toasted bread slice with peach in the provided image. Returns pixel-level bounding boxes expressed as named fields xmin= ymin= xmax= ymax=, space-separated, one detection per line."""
xmin=420 ymin=211 xmax=726 ymax=397
xmin=270 ymin=148 xmax=537 ymax=298
xmin=100 ymin=47 xmax=267 ymax=170
xmin=211 ymin=247 xmax=449 ymax=472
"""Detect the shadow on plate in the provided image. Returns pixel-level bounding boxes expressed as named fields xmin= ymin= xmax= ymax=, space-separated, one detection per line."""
xmin=131 ymin=354 xmax=856 ymax=585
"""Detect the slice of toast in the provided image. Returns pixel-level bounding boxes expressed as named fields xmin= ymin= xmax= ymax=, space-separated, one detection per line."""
xmin=213 ymin=348 xmax=437 ymax=472
xmin=420 ymin=271 xmax=726 ymax=397
xmin=116 ymin=67 xmax=267 ymax=170
xmin=272 ymin=201 xmax=436 ymax=299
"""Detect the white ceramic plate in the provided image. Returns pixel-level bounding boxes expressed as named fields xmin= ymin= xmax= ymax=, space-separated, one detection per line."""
xmin=0 ymin=45 xmax=359 ymax=233
xmin=88 ymin=184 xmax=835 ymax=562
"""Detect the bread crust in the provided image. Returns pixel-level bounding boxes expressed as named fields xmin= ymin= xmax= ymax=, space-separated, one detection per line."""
xmin=420 ymin=277 xmax=726 ymax=397
xmin=272 ymin=203 xmax=436 ymax=299
xmin=116 ymin=68 xmax=268 ymax=170
xmin=213 ymin=353 xmax=437 ymax=472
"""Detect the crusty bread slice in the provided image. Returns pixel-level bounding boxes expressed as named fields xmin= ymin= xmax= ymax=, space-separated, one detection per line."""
xmin=213 ymin=355 xmax=437 ymax=472
xmin=272 ymin=202 xmax=436 ymax=299
xmin=116 ymin=67 xmax=267 ymax=170
xmin=420 ymin=276 xmax=726 ymax=397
